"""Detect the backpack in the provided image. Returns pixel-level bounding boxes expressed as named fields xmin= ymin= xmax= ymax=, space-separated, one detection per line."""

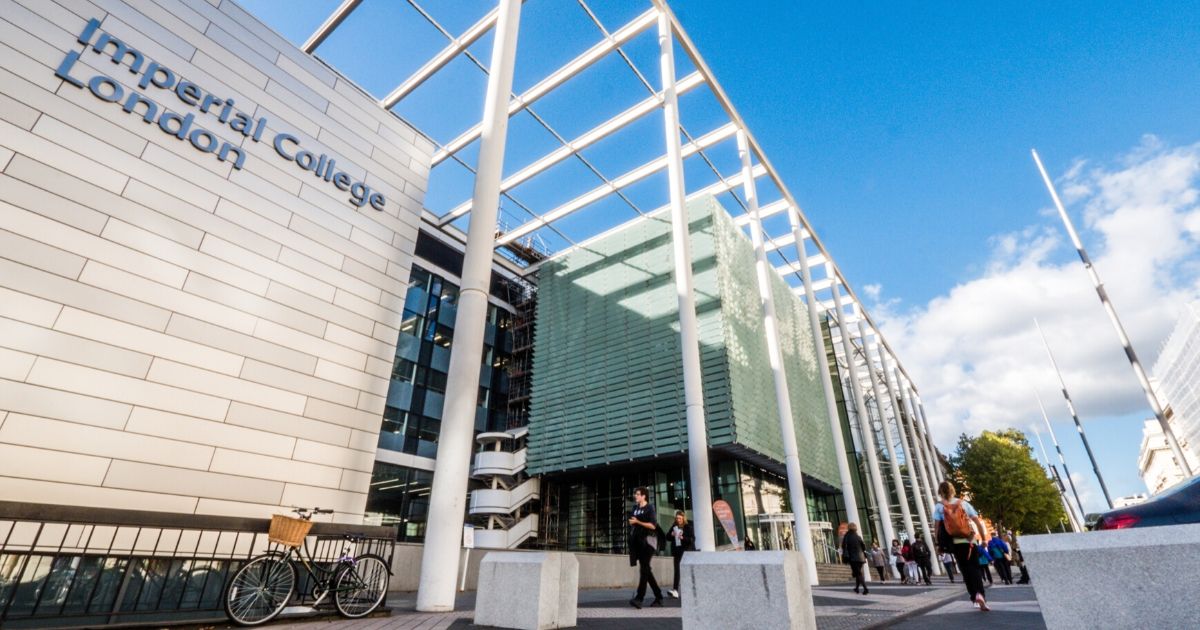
xmin=942 ymin=499 xmax=972 ymax=538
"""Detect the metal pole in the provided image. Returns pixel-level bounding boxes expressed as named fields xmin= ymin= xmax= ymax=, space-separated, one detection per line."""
xmin=898 ymin=378 xmax=938 ymax=523
xmin=1035 ymin=319 xmax=1114 ymax=509
xmin=791 ymin=212 xmax=862 ymax=538
xmin=910 ymin=396 xmax=942 ymax=497
xmin=914 ymin=400 xmax=944 ymax=483
xmin=861 ymin=324 xmax=914 ymax=539
xmin=1032 ymin=148 xmax=1193 ymax=477
xmin=1049 ymin=465 xmax=1082 ymax=532
xmin=738 ymin=130 xmax=817 ymax=583
xmin=1034 ymin=387 xmax=1089 ymax=525
xmin=1033 ymin=427 xmax=1081 ymax=532
xmin=658 ymin=9 xmax=715 ymax=552
xmin=416 ymin=0 xmax=521 ymax=612
xmin=831 ymin=282 xmax=896 ymax=553
xmin=879 ymin=348 xmax=941 ymax=575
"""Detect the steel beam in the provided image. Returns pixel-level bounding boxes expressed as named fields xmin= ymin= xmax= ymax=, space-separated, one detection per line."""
xmin=495 ymin=122 xmax=737 ymax=245
xmin=438 ymin=72 xmax=705 ymax=226
xmin=432 ymin=9 xmax=658 ymax=165
xmin=301 ymin=0 xmax=362 ymax=53
xmin=381 ymin=7 xmax=502 ymax=108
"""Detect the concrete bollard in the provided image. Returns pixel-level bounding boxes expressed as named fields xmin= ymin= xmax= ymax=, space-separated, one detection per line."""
xmin=680 ymin=551 xmax=817 ymax=630
xmin=474 ymin=551 xmax=579 ymax=630
xmin=1020 ymin=523 xmax=1200 ymax=629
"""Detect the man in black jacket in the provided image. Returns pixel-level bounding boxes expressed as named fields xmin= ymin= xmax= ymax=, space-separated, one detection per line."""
xmin=912 ymin=538 xmax=933 ymax=585
xmin=627 ymin=487 xmax=663 ymax=608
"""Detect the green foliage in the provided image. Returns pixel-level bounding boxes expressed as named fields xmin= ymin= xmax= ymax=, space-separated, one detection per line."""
xmin=949 ymin=428 xmax=1066 ymax=533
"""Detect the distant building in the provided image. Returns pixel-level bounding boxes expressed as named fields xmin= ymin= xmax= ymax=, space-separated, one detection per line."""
xmin=1139 ymin=419 xmax=1191 ymax=494
xmin=1112 ymin=493 xmax=1148 ymax=509
xmin=1151 ymin=302 xmax=1200 ymax=471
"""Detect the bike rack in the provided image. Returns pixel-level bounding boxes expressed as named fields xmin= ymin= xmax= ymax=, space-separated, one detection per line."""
xmin=0 ymin=501 xmax=396 ymax=628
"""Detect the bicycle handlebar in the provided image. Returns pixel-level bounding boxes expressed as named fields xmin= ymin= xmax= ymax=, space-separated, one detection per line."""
xmin=292 ymin=506 xmax=335 ymax=517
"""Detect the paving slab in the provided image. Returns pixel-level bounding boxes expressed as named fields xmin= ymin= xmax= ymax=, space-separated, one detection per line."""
xmin=261 ymin=577 xmax=968 ymax=630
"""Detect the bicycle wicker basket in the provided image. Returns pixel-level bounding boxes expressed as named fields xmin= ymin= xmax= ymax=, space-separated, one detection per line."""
xmin=268 ymin=514 xmax=313 ymax=548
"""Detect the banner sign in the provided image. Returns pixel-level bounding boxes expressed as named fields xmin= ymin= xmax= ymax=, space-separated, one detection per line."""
xmin=712 ymin=500 xmax=740 ymax=549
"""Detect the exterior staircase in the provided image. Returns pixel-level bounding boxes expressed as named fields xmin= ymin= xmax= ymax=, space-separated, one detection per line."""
xmin=815 ymin=563 xmax=854 ymax=584
xmin=468 ymin=427 xmax=539 ymax=549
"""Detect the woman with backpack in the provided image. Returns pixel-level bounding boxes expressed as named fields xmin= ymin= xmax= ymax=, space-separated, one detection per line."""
xmin=933 ymin=480 xmax=992 ymax=612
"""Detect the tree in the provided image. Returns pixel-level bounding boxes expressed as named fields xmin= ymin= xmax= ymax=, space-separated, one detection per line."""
xmin=948 ymin=428 xmax=1066 ymax=533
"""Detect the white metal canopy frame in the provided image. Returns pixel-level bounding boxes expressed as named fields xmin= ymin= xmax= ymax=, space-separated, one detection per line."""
xmin=296 ymin=0 xmax=947 ymax=610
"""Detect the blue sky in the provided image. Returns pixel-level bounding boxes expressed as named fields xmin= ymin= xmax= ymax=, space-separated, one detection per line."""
xmin=241 ymin=1 xmax=1200 ymax=513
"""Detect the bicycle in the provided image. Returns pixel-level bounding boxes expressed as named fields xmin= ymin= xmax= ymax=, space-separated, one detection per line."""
xmin=223 ymin=507 xmax=391 ymax=625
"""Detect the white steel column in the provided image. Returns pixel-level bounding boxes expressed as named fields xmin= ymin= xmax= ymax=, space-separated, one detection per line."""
xmin=658 ymin=9 xmax=715 ymax=552
xmin=861 ymin=324 xmax=914 ymax=546
xmin=831 ymin=281 xmax=895 ymax=550
xmin=915 ymin=399 xmax=944 ymax=483
xmin=899 ymin=380 xmax=938 ymax=520
xmin=864 ymin=326 xmax=907 ymax=578
xmin=910 ymin=395 xmax=941 ymax=497
xmin=739 ymin=130 xmax=817 ymax=583
xmin=415 ymin=0 xmax=521 ymax=612
xmin=792 ymin=216 xmax=861 ymax=533
xmin=881 ymin=354 xmax=937 ymax=568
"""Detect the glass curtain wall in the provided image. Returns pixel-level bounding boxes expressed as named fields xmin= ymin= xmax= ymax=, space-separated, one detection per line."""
xmin=543 ymin=459 xmax=835 ymax=556
xmin=377 ymin=265 xmax=513 ymax=457
xmin=364 ymin=462 xmax=434 ymax=541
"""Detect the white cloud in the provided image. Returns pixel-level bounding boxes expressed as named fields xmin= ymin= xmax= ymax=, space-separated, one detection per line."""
xmin=873 ymin=137 xmax=1200 ymax=479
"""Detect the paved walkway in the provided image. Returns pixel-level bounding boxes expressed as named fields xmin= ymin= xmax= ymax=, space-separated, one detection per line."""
xmin=263 ymin=578 xmax=970 ymax=630
xmin=889 ymin=584 xmax=1044 ymax=629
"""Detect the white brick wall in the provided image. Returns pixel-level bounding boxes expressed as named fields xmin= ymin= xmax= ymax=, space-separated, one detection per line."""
xmin=0 ymin=0 xmax=433 ymax=522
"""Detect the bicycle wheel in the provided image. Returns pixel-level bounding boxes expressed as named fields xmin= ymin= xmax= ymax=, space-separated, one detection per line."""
xmin=224 ymin=554 xmax=296 ymax=626
xmin=334 ymin=554 xmax=389 ymax=618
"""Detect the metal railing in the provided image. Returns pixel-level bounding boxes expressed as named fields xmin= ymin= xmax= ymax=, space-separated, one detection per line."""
xmin=0 ymin=502 xmax=396 ymax=629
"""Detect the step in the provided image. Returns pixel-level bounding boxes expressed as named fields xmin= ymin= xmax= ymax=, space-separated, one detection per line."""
xmin=814 ymin=563 xmax=854 ymax=584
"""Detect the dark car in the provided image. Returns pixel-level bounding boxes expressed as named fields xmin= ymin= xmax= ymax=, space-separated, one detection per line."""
xmin=1094 ymin=474 xmax=1200 ymax=530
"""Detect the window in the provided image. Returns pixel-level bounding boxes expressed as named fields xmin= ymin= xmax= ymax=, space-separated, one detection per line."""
xmin=377 ymin=264 xmax=516 ymax=454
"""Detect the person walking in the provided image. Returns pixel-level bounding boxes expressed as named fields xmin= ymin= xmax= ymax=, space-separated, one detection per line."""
xmin=940 ymin=550 xmax=957 ymax=583
xmin=890 ymin=539 xmax=905 ymax=583
xmin=1012 ymin=537 xmax=1031 ymax=584
xmin=840 ymin=522 xmax=869 ymax=595
xmin=933 ymin=480 xmax=991 ymax=612
xmin=901 ymin=541 xmax=918 ymax=585
xmin=869 ymin=541 xmax=888 ymax=582
xmin=988 ymin=531 xmax=1013 ymax=584
xmin=976 ymin=541 xmax=994 ymax=585
xmin=667 ymin=510 xmax=694 ymax=598
xmin=627 ymin=487 xmax=663 ymax=609
xmin=912 ymin=538 xmax=933 ymax=586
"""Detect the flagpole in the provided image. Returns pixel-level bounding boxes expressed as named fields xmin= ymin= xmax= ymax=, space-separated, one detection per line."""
xmin=1031 ymin=148 xmax=1193 ymax=477
xmin=1032 ymin=426 xmax=1082 ymax=532
xmin=1032 ymin=390 xmax=1088 ymax=525
xmin=1035 ymin=319 xmax=1114 ymax=509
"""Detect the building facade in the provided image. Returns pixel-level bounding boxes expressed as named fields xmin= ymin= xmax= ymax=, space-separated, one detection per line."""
xmin=0 ymin=0 xmax=945 ymax=572
xmin=0 ymin=0 xmax=438 ymax=520
xmin=1151 ymin=302 xmax=1200 ymax=473
xmin=1139 ymin=418 xmax=1194 ymax=495
xmin=527 ymin=197 xmax=845 ymax=551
